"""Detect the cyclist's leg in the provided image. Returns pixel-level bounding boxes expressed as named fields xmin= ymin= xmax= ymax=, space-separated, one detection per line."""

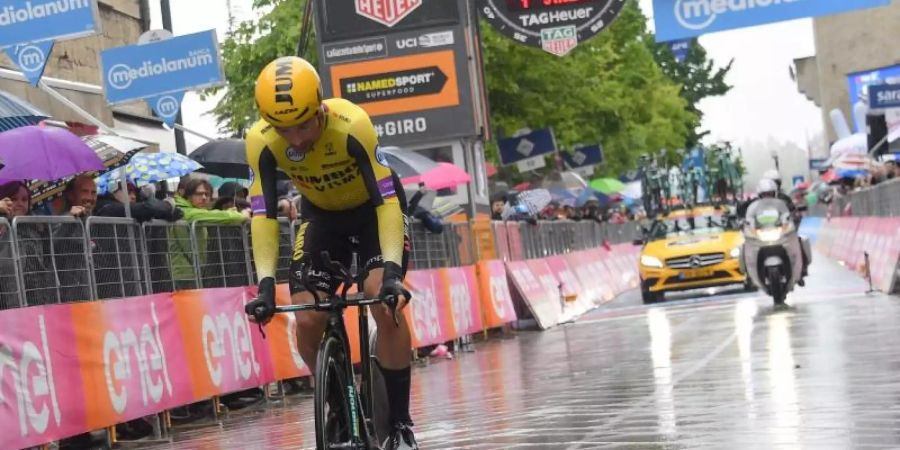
xmin=289 ymin=219 xmax=353 ymax=371
xmin=358 ymin=214 xmax=414 ymax=428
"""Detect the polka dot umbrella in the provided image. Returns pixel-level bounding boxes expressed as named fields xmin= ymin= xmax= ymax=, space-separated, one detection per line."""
xmin=95 ymin=152 xmax=202 ymax=194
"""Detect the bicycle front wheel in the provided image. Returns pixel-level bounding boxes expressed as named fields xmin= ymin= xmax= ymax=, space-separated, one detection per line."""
xmin=315 ymin=333 xmax=356 ymax=449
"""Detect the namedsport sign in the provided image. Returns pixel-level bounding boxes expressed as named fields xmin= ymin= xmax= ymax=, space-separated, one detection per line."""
xmin=653 ymin=0 xmax=891 ymax=42
xmin=314 ymin=0 xmax=482 ymax=147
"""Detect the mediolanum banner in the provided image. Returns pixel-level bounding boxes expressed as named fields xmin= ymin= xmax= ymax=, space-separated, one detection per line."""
xmin=652 ymin=0 xmax=891 ymax=42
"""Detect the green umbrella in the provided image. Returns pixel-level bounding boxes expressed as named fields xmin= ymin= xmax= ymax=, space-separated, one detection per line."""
xmin=589 ymin=177 xmax=626 ymax=195
xmin=806 ymin=191 xmax=819 ymax=206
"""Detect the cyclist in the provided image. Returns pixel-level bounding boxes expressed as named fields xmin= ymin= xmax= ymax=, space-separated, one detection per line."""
xmin=243 ymin=56 xmax=418 ymax=449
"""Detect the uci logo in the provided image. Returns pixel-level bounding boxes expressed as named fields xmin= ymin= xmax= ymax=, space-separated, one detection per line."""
xmin=16 ymin=44 xmax=45 ymax=72
xmin=155 ymin=96 xmax=180 ymax=119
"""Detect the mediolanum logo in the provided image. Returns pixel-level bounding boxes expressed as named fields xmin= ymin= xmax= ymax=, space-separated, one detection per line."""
xmin=675 ymin=0 xmax=801 ymax=30
xmin=107 ymin=50 xmax=215 ymax=90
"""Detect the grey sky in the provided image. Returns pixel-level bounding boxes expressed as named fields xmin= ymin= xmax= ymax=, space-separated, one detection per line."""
xmin=153 ymin=0 xmax=824 ymax=151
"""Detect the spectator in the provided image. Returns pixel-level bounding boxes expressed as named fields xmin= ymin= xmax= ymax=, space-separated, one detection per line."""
xmin=491 ymin=196 xmax=505 ymax=220
xmin=95 ymin=182 xmax=184 ymax=223
xmin=63 ymin=174 xmax=97 ymax=219
xmin=278 ymin=197 xmax=298 ymax=221
xmin=0 ymin=181 xmax=54 ymax=308
xmin=54 ymin=176 xmax=98 ymax=303
xmin=218 ymin=181 xmax=249 ymax=202
xmin=408 ymin=183 xmax=443 ymax=234
xmin=169 ymin=178 xmax=250 ymax=290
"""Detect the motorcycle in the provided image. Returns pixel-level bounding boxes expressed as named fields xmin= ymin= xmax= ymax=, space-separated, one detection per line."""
xmin=741 ymin=198 xmax=805 ymax=306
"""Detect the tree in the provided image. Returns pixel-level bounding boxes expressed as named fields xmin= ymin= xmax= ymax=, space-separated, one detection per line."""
xmin=204 ymin=0 xmax=310 ymax=136
xmin=482 ymin=1 xmax=695 ymax=178
xmin=644 ymin=36 xmax=733 ymax=148
xmin=208 ymin=0 xmax=695 ymax=178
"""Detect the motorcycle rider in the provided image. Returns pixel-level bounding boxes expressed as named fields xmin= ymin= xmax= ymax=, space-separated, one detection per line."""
xmin=741 ymin=176 xmax=811 ymax=286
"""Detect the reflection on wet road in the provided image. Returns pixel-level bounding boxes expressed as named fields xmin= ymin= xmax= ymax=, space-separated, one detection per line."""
xmin=143 ymin=254 xmax=900 ymax=449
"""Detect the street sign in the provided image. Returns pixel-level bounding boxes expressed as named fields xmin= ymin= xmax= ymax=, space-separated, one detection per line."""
xmin=0 ymin=0 xmax=100 ymax=47
xmin=561 ymin=144 xmax=603 ymax=169
xmin=315 ymin=0 xmax=483 ymax=147
xmin=869 ymin=84 xmax=900 ymax=110
xmin=9 ymin=41 xmax=54 ymax=86
xmin=498 ymin=128 xmax=556 ymax=166
xmin=669 ymin=39 xmax=690 ymax=63
xmin=0 ymin=0 xmax=101 ymax=87
xmin=480 ymin=0 xmax=627 ymax=57
xmin=100 ymin=30 xmax=224 ymax=104
xmin=653 ymin=0 xmax=890 ymax=42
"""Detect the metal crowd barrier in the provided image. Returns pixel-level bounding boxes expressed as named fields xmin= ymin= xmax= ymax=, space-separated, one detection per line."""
xmin=0 ymin=217 xmax=21 ymax=309
xmin=12 ymin=216 xmax=95 ymax=306
xmin=0 ymin=215 xmax=639 ymax=309
xmin=194 ymin=222 xmax=254 ymax=289
xmin=143 ymin=220 xmax=197 ymax=293
xmin=87 ymin=217 xmax=146 ymax=300
xmin=824 ymin=178 xmax=900 ymax=217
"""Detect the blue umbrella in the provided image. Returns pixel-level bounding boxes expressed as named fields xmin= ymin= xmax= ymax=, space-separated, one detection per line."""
xmin=576 ymin=188 xmax=610 ymax=207
xmin=547 ymin=187 xmax=578 ymax=202
xmin=95 ymin=152 xmax=202 ymax=194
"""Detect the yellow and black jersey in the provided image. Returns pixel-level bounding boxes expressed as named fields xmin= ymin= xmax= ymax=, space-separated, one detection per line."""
xmin=245 ymin=98 xmax=405 ymax=280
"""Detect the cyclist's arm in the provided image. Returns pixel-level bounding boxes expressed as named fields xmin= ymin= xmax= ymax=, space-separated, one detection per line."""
xmin=246 ymin=132 xmax=281 ymax=281
xmin=347 ymin=117 xmax=405 ymax=280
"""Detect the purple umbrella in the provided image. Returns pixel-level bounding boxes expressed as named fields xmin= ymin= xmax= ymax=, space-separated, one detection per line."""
xmin=0 ymin=126 xmax=104 ymax=181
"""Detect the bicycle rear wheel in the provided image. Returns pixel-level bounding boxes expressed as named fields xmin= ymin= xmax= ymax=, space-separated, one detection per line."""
xmin=315 ymin=333 xmax=357 ymax=449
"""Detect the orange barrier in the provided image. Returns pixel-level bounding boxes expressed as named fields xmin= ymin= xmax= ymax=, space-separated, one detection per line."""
xmin=1 ymin=243 xmax=632 ymax=448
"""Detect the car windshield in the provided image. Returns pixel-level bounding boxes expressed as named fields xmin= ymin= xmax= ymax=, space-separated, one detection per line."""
xmin=649 ymin=214 xmax=729 ymax=240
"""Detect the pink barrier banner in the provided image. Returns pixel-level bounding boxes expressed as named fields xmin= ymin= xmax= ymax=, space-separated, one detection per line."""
xmin=476 ymin=260 xmax=517 ymax=328
xmin=442 ymin=266 xmax=484 ymax=338
xmin=565 ymin=251 xmax=600 ymax=305
xmin=506 ymin=260 xmax=561 ymax=329
xmin=405 ymin=270 xmax=454 ymax=348
xmin=835 ymin=218 xmax=861 ymax=264
xmin=874 ymin=219 xmax=900 ymax=292
xmin=1 ymin=304 xmax=86 ymax=449
xmin=850 ymin=218 xmax=878 ymax=271
xmin=171 ymin=288 xmax=276 ymax=402
xmin=546 ymin=255 xmax=594 ymax=318
xmin=506 ymin=223 xmax=524 ymax=261
xmin=595 ymin=248 xmax=627 ymax=294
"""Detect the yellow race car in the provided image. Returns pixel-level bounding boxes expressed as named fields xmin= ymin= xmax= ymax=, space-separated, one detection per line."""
xmin=636 ymin=206 xmax=751 ymax=303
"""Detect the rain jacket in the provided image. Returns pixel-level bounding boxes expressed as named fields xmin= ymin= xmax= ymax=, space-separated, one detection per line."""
xmin=168 ymin=195 xmax=247 ymax=289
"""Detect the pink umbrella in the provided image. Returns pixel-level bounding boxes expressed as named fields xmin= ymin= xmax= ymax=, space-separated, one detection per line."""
xmin=402 ymin=162 xmax=470 ymax=190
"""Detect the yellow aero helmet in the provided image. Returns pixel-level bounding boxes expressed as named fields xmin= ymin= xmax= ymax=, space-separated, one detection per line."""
xmin=255 ymin=56 xmax=322 ymax=127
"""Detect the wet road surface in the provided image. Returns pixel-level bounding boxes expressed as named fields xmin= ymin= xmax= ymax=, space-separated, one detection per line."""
xmin=140 ymin=254 xmax=900 ymax=449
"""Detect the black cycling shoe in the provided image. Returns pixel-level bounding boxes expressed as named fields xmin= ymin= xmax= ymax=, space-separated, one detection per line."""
xmin=383 ymin=422 xmax=419 ymax=450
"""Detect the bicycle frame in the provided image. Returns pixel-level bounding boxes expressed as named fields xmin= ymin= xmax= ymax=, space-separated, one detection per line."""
xmin=270 ymin=251 xmax=388 ymax=449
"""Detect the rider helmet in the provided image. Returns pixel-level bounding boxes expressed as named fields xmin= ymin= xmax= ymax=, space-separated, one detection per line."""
xmin=255 ymin=56 xmax=322 ymax=127
xmin=756 ymin=178 xmax=778 ymax=198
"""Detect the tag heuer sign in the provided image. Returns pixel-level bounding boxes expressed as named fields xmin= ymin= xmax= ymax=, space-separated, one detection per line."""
xmin=356 ymin=0 xmax=423 ymax=27
xmin=480 ymin=0 xmax=627 ymax=56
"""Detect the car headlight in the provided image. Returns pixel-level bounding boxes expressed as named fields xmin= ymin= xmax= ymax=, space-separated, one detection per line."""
xmin=757 ymin=228 xmax=783 ymax=243
xmin=730 ymin=247 xmax=741 ymax=258
xmin=641 ymin=255 xmax=663 ymax=268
